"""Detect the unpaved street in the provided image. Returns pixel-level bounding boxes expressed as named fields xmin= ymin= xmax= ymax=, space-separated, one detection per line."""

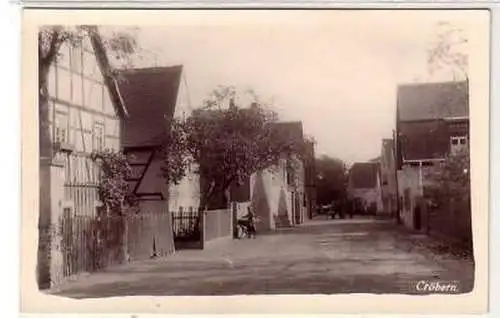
xmin=49 ymin=218 xmax=474 ymax=298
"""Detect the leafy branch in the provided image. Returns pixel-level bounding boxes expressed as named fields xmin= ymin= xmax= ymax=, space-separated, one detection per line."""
xmin=424 ymin=149 xmax=470 ymax=207
xmin=91 ymin=149 xmax=137 ymax=216
xmin=161 ymin=86 xmax=305 ymax=212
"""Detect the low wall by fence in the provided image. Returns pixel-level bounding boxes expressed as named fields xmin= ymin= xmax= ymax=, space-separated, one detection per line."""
xmin=204 ymin=209 xmax=233 ymax=243
xmin=427 ymin=197 xmax=472 ymax=249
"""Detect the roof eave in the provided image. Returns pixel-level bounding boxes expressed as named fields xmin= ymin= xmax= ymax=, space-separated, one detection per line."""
xmin=88 ymin=27 xmax=129 ymax=119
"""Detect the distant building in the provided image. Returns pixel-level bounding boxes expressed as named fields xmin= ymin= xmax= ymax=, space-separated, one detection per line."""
xmin=347 ymin=162 xmax=383 ymax=214
xmin=303 ymin=139 xmax=317 ymax=220
xmin=379 ymin=139 xmax=398 ymax=217
xmin=395 ymin=80 xmax=469 ymax=231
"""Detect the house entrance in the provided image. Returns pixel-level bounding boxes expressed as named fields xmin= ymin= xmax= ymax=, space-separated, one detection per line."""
xmin=414 ymin=205 xmax=422 ymax=231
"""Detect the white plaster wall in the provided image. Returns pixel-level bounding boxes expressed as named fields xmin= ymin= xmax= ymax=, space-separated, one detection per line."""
xmin=48 ymin=40 xmax=120 ymax=153
xmin=168 ymin=164 xmax=200 ymax=213
xmin=350 ymin=188 xmax=381 ymax=211
xmin=246 ymin=159 xmax=293 ymax=230
xmin=398 ymin=166 xmax=421 ymax=229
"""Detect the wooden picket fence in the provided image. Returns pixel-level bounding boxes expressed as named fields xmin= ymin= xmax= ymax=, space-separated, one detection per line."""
xmin=63 ymin=153 xmax=101 ymax=218
xmin=60 ymin=214 xmax=125 ymax=277
xmin=58 ymin=208 xmax=176 ymax=278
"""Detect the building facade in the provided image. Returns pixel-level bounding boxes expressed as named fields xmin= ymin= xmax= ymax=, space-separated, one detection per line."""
xmin=38 ymin=32 xmax=126 ymax=288
xmin=347 ymin=162 xmax=383 ymax=214
xmin=395 ymin=80 xmax=469 ymax=231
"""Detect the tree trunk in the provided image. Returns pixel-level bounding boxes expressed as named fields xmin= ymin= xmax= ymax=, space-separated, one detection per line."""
xmin=37 ymin=64 xmax=54 ymax=288
xmin=39 ymin=64 xmax=52 ymax=162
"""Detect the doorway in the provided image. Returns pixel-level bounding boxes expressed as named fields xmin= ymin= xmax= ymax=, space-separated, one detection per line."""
xmin=414 ymin=205 xmax=422 ymax=231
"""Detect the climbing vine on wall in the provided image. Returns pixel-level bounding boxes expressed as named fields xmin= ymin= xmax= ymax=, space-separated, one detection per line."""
xmin=91 ymin=149 xmax=136 ymax=216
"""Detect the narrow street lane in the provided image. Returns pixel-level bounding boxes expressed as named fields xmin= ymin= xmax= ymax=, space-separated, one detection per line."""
xmin=50 ymin=218 xmax=474 ymax=298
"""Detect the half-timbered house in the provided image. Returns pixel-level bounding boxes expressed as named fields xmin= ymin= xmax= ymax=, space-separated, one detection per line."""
xmin=38 ymin=32 xmax=127 ymax=288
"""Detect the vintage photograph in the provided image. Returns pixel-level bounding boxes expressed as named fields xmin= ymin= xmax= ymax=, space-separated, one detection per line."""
xmin=27 ymin=9 xmax=488 ymax=309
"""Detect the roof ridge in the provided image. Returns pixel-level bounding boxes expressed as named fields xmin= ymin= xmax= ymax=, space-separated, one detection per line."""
xmin=118 ymin=65 xmax=183 ymax=74
xmin=398 ymin=80 xmax=467 ymax=89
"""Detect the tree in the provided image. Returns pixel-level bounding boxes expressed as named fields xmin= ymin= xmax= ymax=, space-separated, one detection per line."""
xmin=425 ymin=149 xmax=470 ymax=204
xmin=426 ymin=21 xmax=469 ymax=111
xmin=161 ymin=86 xmax=303 ymax=214
xmin=315 ymin=155 xmax=347 ymax=205
xmin=90 ymin=149 xmax=137 ymax=216
xmin=427 ymin=21 xmax=468 ymax=81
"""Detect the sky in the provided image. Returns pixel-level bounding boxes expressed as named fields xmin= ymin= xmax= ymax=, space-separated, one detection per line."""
xmin=120 ymin=10 xmax=476 ymax=165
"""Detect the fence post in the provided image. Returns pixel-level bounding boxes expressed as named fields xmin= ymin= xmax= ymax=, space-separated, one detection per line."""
xmin=199 ymin=208 xmax=205 ymax=249
xmin=122 ymin=208 xmax=130 ymax=263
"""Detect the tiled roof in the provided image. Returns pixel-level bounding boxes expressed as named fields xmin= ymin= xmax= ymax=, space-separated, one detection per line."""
xmin=349 ymin=162 xmax=379 ymax=189
xmin=117 ymin=65 xmax=183 ymax=148
xmin=397 ymin=81 xmax=468 ymax=121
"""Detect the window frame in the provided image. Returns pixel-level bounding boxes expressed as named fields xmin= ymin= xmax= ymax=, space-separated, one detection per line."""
xmin=92 ymin=121 xmax=105 ymax=151
xmin=450 ymin=135 xmax=468 ymax=153
xmin=54 ymin=110 xmax=69 ymax=144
